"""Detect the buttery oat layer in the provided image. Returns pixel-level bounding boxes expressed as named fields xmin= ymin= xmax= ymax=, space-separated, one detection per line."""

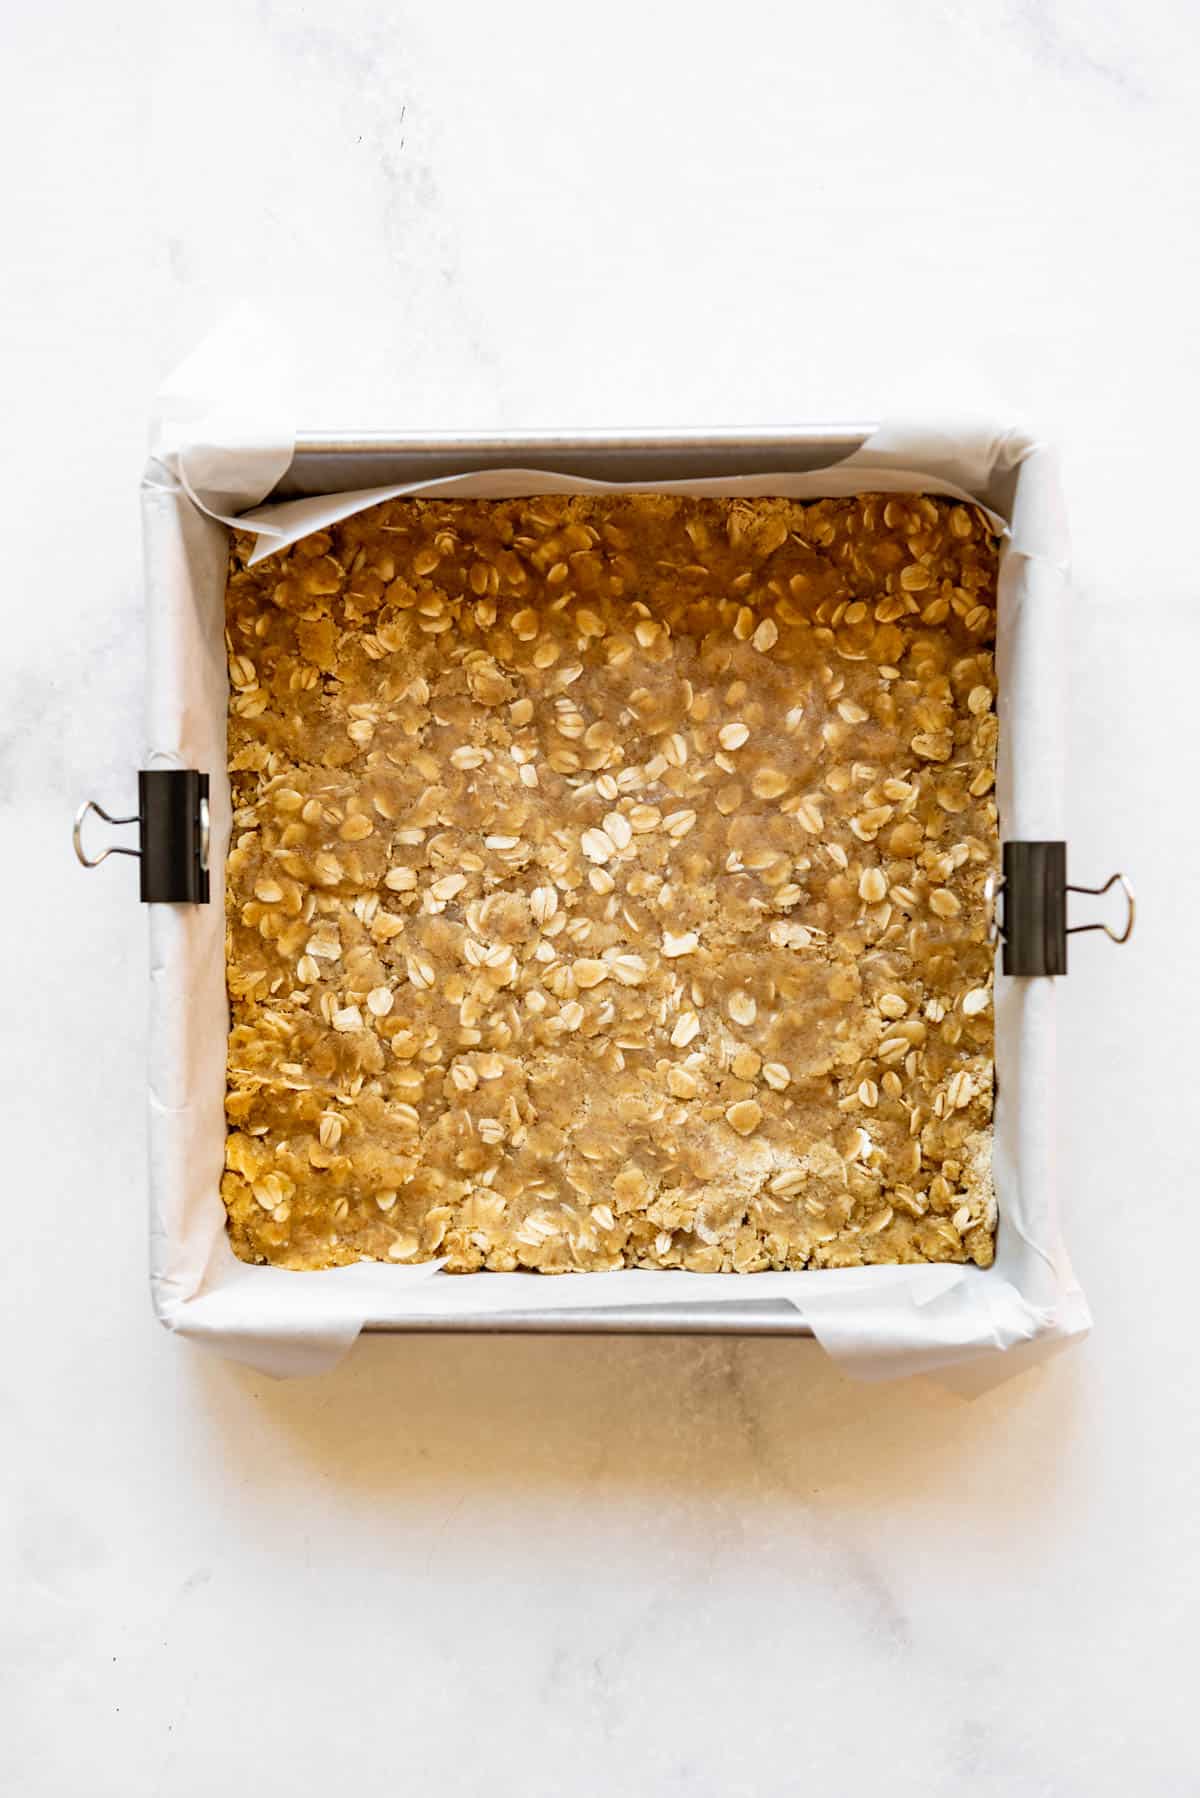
xmin=223 ymin=493 xmax=998 ymax=1274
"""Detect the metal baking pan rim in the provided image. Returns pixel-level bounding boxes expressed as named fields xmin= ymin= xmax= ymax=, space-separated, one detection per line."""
xmin=271 ymin=424 xmax=878 ymax=500
xmin=361 ymin=1300 xmax=814 ymax=1337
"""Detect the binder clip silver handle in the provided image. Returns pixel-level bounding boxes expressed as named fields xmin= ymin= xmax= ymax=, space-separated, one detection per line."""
xmin=73 ymin=799 xmax=141 ymax=868
xmin=1066 ymin=872 xmax=1136 ymax=945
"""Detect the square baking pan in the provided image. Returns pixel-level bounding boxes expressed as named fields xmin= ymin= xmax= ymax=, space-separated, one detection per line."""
xmin=76 ymin=420 xmax=1132 ymax=1376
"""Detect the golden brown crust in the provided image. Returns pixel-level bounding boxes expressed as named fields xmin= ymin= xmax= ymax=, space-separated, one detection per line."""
xmin=223 ymin=493 xmax=998 ymax=1274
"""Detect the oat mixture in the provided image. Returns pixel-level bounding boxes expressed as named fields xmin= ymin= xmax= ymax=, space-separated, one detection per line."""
xmin=223 ymin=493 xmax=999 ymax=1274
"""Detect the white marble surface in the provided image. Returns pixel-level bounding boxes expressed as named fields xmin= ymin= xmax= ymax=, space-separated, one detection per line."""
xmin=3 ymin=1 xmax=1198 ymax=1792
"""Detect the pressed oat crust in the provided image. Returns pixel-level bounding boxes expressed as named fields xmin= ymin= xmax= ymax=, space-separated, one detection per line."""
xmin=222 ymin=493 xmax=999 ymax=1274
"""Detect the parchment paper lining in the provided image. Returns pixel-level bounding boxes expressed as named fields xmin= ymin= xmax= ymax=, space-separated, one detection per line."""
xmin=144 ymin=339 xmax=1082 ymax=1385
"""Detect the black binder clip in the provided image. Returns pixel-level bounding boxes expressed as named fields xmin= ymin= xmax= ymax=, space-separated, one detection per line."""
xmin=988 ymin=841 xmax=1134 ymax=976
xmin=73 ymin=770 xmax=210 ymax=904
